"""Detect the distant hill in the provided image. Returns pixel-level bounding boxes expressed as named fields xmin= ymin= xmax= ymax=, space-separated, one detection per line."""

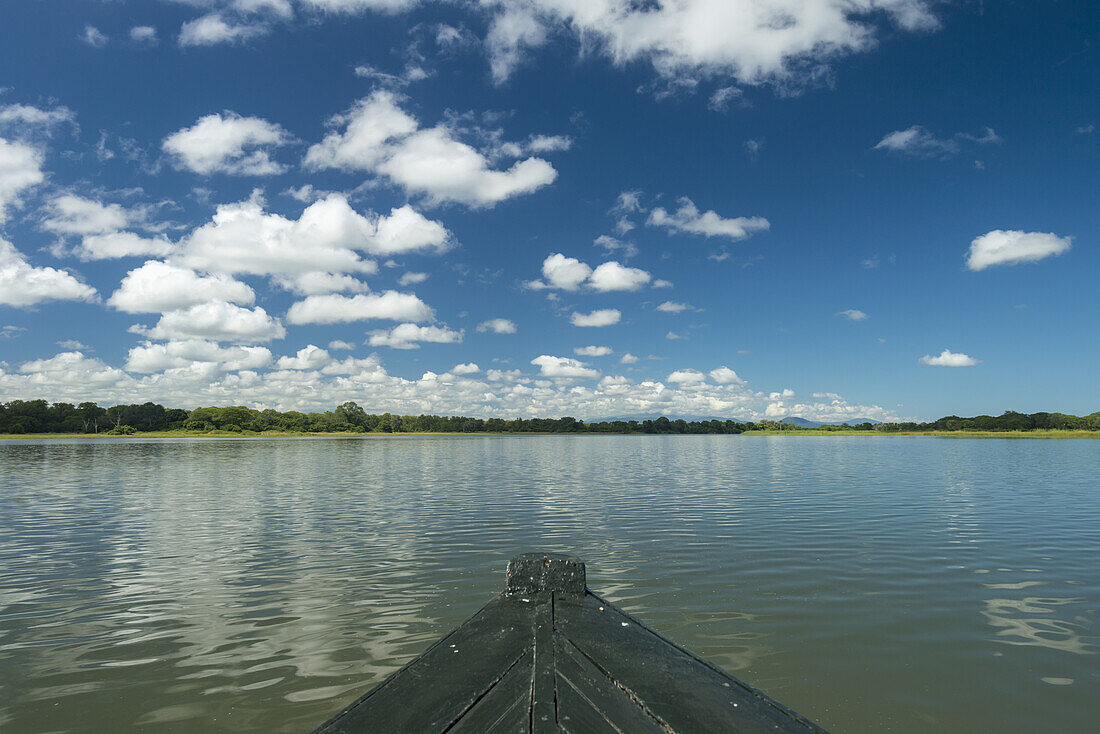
xmin=592 ymin=415 xmax=750 ymax=423
xmin=780 ymin=416 xmax=881 ymax=428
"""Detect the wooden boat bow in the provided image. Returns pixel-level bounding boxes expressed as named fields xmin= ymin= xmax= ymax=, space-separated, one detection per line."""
xmin=314 ymin=553 xmax=827 ymax=733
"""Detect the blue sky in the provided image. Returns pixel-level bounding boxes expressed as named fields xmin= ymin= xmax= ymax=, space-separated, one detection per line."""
xmin=0 ymin=0 xmax=1096 ymax=421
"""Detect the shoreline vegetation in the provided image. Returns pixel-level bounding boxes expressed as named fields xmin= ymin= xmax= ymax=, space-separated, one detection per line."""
xmin=2 ymin=400 xmax=1099 ymax=439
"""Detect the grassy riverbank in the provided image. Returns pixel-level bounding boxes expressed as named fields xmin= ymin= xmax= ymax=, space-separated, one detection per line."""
xmin=4 ymin=429 xmax=1099 ymax=439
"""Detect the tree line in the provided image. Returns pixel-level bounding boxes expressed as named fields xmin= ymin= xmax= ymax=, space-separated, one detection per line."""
xmin=1 ymin=400 xmax=1098 ymax=435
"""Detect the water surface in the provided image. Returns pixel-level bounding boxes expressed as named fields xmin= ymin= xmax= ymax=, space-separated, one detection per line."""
xmin=1 ymin=436 xmax=1097 ymax=732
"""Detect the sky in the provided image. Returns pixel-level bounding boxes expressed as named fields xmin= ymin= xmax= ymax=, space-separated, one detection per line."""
xmin=0 ymin=0 xmax=1096 ymax=422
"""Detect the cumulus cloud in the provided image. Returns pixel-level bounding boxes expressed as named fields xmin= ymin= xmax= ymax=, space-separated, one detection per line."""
xmin=709 ymin=366 xmax=745 ymax=384
xmin=177 ymin=194 xmax=448 ymax=276
xmin=272 ymin=271 xmax=370 ymax=295
xmin=0 ymin=237 xmax=98 ymax=307
xmin=452 ymin=362 xmax=480 ymax=374
xmin=0 ymin=103 xmax=77 ymax=136
xmin=570 ymin=309 xmax=620 ymax=327
xmin=593 ymin=234 xmax=638 ymax=259
xmin=368 ymin=322 xmax=463 ymax=349
xmin=276 ymin=344 xmax=333 ymax=370
xmin=0 ymin=138 xmax=44 ymax=222
xmin=179 ymin=14 xmax=269 ymax=46
xmin=657 ymin=301 xmax=691 ymax=313
xmin=304 ymin=90 xmax=557 ymax=207
xmin=588 ymin=261 xmax=651 ymax=291
xmin=480 ymin=0 xmax=936 ymax=87
xmin=139 ymin=301 xmax=286 ymax=342
xmin=328 ymin=339 xmax=355 ymax=350
xmin=966 ymin=230 xmax=1072 ymax=271
xmin=667 ymin=369 xmax=707 ymax=385
xmin=477 ymin=318 xmax=516 ymax=334
xmin=528 ymin=253 xmax=651 ymax=291
xmin=620 ymin=353 xmax=639 ymax=364
xmin=531 ymin=355 xmax=600 ymax=379
xmin=127 ymin=340 xmax=273 ymax=373
xmin=109 ymin=261 xmax=256 ymax=313
xmin=286 ymin=291 xmax=433 ymax=324
xmin=919 ymin=349 xmax=980 ymax=367
xmin=130 ymin=26 xmax=158 ymax=44
xmin=77 ymin=231 xmax=176 ymax=260
xmin=574 ymin=345 xmax=612 ymax=357
xmin=163 ymin=113 xmax=291 ymax=175
xmin=397 ymin=271 xmax=428 ymax=286
xmin=647 ymin=198 xmax=769 ymax=240
xmin=837 ymin=309 xmax=867 ymax=321
xmin=531 ymin=253 xmax=590 ymax=290
xmin=41 ymin=194 xmax=129 ymax=235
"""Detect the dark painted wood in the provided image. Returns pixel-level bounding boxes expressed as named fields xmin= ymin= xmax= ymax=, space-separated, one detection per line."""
xmin=313 ymin=555 xmax=827 ymax=734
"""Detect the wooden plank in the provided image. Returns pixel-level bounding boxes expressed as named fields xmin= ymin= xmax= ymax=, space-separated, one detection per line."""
xmin=554 ymin=635 xmax=667 ymax=734
xmin=530 ymin=593 xmax=556 ymax=732
xmin=315 ymin=595 xmax=536 ymax=733
xmin=447 ymin=647 xmax=534 ymax=734
xmin=554 ymin=594 xmax=824 ymax=733
xmin=554 ymin=672 xmax=627 ymax=734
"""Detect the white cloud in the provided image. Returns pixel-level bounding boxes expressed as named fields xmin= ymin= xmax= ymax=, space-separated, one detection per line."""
xmin=709 ymin=366 xmax=744 ymax=385
xmin=42 ymin=194 xmax=129 ymax=235
xmin=874 ymin=125 xmax=1000 ymax=158
xmin=526 ymin=134 xmax=572 ymax=153
xmin=667 ymin=369 xmax=707 ymax=385
xmin=0 ymin=237 xmax=98 ymax=307
xmin=620 ymin=353 xmax=639 ymax=364
xmin=81 ymin=26 xmax=108 ymax=48
xmin=574 ymin=345 xmax=612 ymax=357
xmin=328 ymin=339 xmax=355 ymax=350
xmin=273 ymin=271 xmax=370 ymax=295
xmin=301 ymin=0 xmax=418 ymax=12
xmin=368 ymin=322 xmax=463 ymax=349
xmin=130 ymin=26 xmax=158 ymax=44
xmin=594 ymin=234 xmax=638 ymax=259
xmin=177 ymin=194 xmax=447 ymax=277
xmin=570 ymin=309 xmax=620 ymax=327
xmin=109 ymin=261 xmax=255 ymax=313
xmin=286 ymin=291 xmax=433 ymax=324
xmin=127 ymin=340 xmax=273 ymax=373
xmin=3 ymin=348 xmax=901 ymax=423
xmin=0 ymin=138 xmax=44 ymax=222
xmin=480 ymin=0 xmax=937 ymax=87
xmin=652 ymin=279 xmax=673 ymax=289
xmin=657 ymin=301 xmax=691 ymax=313
xmin=452 ymin=362 xmax=480 ymax=374
xmin=163 ymin=113 xmax=290 ymax=175
xmin=531 ymin=355 xmax=600 ymax=379
xmin=179 ymin=14 xmax=268 ymax=46
xmin=140 ymin=301 xmax=285 ymax=342
xmin=276 ymin=344 xmax=333 ymax=370
xmin=77 ymin=232 xmax=175 ymax=260
xmin=533 ymin=253 xmax=591 ymax=290
xmin=919 ymin=349 xmax=980 ymax=367
xmin=588 ymin=261 xmax=651 ymax=291
xmin=477 ymin=318 xmax=516 ymax=334
xmin=837 ymin=309 xmax=867 ymax=321
xmin=666 ymin=331 xmax=686 ymax=340
xmin=398 ymin=271 xmax=428 ymax=286
xmin=529 ymin=253 xmax=651 ymax=292
xmin=966 ymin=230 xmax=1072 ymax=271
xmin=0 ymin=103 xmax=77 ymax=136
xmin=647 ymin=198 xmax=769 ymax=240
xmin=304 ymin=90 xmax=557 ymax=207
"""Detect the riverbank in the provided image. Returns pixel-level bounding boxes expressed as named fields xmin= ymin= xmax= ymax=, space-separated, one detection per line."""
xmin=3 ymin=429 xmax=1100 ymax=439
